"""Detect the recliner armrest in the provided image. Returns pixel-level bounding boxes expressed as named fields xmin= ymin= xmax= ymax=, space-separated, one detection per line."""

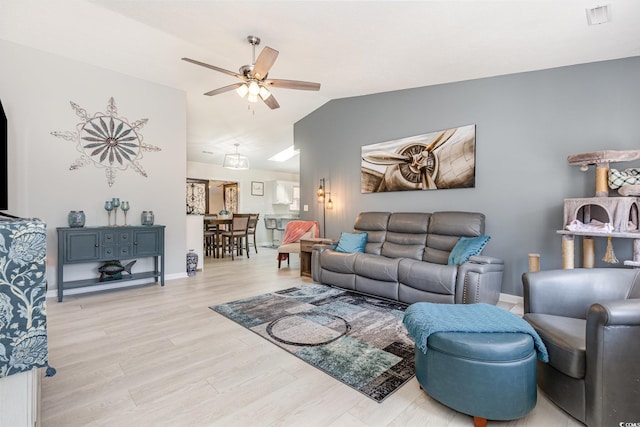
xmin=312 ymin=242 xmax=337 ymax=251
xmin=588 ymin=298 xmax=640 ymax=326
xmin=468 ymin=255 xmax=503 ymax=265
xmin=585 ymin=298 xmax=640 ymax=426
xmin=455 ymin=258 xmax=505 ymax=304
xmin=311 ymin=243 xmax=337 ymax=282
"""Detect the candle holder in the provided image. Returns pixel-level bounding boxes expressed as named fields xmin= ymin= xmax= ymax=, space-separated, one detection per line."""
xmin=112 ymin=198 xmax=120 ymax=226
xmin=121 ymin=201 xmax=130 ymax=226
xmin=104 ymin=201 xmax=114 ymax=226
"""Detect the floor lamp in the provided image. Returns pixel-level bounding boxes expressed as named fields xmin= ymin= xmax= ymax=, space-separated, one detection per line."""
xmin=317 ymin=178 xmax=333 ymax=238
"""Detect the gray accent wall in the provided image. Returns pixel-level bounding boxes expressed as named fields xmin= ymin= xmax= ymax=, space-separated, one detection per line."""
xmin=295 ymin=56 xmax=640 ymax=296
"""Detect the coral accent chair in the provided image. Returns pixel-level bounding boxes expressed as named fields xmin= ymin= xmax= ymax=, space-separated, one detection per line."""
xmin=277 ymin=221 xmax=319 ymax=268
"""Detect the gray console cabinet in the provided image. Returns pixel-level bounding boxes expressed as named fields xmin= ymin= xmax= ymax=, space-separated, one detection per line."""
xmin=57 ymin=225 xmax=165 ymax=302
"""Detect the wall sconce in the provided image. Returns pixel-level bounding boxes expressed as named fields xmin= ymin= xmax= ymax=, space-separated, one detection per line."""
xmin=317 ymin=178 xmax=325 ymax=203
xmin=318 ymin=177 xmax=334 ymax=237
xmin=318 ymin=178 xmax=333 ymax=208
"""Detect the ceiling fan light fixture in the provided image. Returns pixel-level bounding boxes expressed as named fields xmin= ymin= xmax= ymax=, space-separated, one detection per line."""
xmin=248 ymin=81 xmax=260 ymax=96
xmin=223 ymin=143 xmax=250 ymax=170
xmin=182 ymin=34 xmax=320 ymax=111
xmin=259 ymin=86 xmax=272 ymax=100
xmin=235 ymin=84 xmax=249 ymax=98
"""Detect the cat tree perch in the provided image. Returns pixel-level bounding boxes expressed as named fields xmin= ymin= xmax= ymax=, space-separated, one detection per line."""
xmin=558 ymin=149 xmax=640 ymax=269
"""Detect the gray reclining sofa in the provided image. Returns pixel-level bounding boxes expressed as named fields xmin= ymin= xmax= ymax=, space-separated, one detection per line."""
xmin=311 ymin=211 xmax=504 ymax=305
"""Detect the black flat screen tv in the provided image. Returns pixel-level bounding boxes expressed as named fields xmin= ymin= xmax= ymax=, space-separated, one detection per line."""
xmin=1 ymin=100 xmax=7 ymax=211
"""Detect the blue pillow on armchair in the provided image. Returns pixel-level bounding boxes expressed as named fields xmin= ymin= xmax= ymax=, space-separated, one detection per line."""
xmin=448 ymin=235 xmax=490 ymax=265
xmin=334 ymin=232 xmax=368 ymax=253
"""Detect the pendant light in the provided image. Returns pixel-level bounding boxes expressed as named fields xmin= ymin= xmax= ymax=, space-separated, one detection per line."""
xmin=223 ymin=143 xmax=250 ymax=170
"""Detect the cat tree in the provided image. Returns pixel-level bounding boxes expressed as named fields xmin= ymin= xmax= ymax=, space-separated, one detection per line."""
xmin=557 ymin=149 xmax=640 ymax=268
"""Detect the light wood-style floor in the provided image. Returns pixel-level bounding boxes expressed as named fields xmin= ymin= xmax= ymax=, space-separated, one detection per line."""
xmin=42 ymin=247 xmax=581 ymax=427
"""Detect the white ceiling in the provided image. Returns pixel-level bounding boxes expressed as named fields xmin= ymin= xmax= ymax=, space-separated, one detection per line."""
xmin=1 ymin=1 xmax=639 ymax=173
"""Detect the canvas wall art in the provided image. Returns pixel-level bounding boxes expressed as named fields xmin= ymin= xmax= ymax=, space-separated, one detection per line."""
xmin=361 ymin=124 xmax=476 ymax=193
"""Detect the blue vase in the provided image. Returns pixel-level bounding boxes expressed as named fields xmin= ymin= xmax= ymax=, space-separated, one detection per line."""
xmin=186 ymin=250 xmax=198 ymax=276
xmin=68 ymin=211 xmax=86 ymax=227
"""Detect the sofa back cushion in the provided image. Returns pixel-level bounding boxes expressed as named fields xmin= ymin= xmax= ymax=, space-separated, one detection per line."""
xmin=354 ymin=212 xmax=390 ymax=255
xmin=424 ymin=211 xmax=485 ymax=264
xmin=381 ymin=213 xmax=430 ymax=260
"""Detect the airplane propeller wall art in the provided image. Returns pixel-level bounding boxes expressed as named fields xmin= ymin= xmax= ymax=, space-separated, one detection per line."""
xmin=361 ymin=124 xmax=476 ymax=193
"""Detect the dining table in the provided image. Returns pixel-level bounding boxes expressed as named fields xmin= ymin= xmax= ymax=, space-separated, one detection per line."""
xmin=204 ymin=217 xmax=232 ymax=258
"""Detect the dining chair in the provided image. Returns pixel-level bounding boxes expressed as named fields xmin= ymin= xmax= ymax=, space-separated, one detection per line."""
xmin=203 ymin=215 xmax=221 ymax=258
xmin=221 ymin=213 xmax=251 ymax=260
xmin=247 ymin=213 xmax=259 ymax=254
xmin=203 ymin=227 xmax=217 ymax=257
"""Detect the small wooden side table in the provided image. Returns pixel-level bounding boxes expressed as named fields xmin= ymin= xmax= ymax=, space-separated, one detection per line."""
xmin=300 ymin=238 xmax=334 ymax=277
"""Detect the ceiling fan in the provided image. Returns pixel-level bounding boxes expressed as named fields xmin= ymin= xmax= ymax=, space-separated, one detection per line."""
xmin=182 ymin=35 xmax=321 ymax=110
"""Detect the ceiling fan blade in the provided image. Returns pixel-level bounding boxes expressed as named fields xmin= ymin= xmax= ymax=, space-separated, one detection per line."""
xmin=252 ymin=47 xmax=279 ymax=80
xmin=181 ymin=57 xmax=242 ymax=79
xmin=262 ymin=93 xmax=280 ymax=110
xmin=204 ymin=83 xmax=245 ymax=97
xmin=265 ymin=79 xmax=321 ymax=91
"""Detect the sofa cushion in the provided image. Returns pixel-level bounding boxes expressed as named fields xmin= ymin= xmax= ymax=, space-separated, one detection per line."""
xmin=320 ymin=249 xmax=358 ymax=274
xmin=398 ymin=258 xmax=458 ymax=296
xmin=354 ymin=212 xmax=390 ymax=255
xmin=428 ymin=211 xmax=485 ymax=236
xmin=335 ymin=232 xmax=368 ymax=253
xmin=424 ymin=212 xmax=485 ymax=264
xmin=524 ymin=313 xmax=586 ymax=379
xmin=448 ymin=235 xmax=490 ymax=265
xmin=382 ymin=242 xmax=425 ymax=260
xmin=381 ymin=212 xmax=429 ymax=260
xmin=354 ymin=253 xmax=400 ymax=282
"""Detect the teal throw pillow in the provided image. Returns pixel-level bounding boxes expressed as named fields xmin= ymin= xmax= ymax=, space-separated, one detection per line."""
xmin=447 ymin=235 xmax=490 ymax=265
xmin=334 ymin=232 xmax=368 ymax=253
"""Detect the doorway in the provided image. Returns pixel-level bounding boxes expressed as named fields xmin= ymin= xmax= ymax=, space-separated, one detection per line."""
xmin=186 ymin=178 xmax=239 ymax=214
xmin=207 ymin=180 xmax=238 ymax=214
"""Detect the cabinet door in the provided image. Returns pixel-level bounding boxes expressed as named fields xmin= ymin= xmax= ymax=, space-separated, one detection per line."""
xmin=65 ymin=230 xmax=100 ymax=262
xmin=133 ymin=228 xmax=160 ymax=256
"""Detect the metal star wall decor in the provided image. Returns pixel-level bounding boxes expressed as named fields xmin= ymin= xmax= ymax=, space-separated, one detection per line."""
xmin=51 ymin=97 xmax=161 ymax=187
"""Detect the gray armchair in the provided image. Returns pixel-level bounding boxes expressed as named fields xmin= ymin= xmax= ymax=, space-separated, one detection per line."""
xmin=522 ymin=268 xmax=640 ymax=426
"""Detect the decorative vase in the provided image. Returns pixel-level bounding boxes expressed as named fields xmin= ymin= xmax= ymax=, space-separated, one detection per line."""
xmin=186 ymin=250 xmax=198 ymax=276
xmin=141 ymin=211 xmax=154 ymax=226
xmin=68 ymin=211 xmax=86 ymax=228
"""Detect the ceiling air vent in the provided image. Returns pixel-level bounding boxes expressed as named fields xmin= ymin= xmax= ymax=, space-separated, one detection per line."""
xmin=586 ymin=4 xmax=611 ymax=25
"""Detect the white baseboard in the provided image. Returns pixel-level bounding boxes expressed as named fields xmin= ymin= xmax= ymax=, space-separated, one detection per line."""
xmin=46 ymin=272 xmax=186 ymax=299
xmin=499 ymin=292 xmax=523 ymax=305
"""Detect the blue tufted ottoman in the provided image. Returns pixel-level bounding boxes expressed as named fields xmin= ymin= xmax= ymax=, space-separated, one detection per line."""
xmin=403 ymin=303 xmax=546 ymax=427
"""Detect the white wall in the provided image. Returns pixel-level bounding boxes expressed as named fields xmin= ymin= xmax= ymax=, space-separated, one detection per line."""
xmin=0 ymin=40 xmax=187 ymax=290
xmin=187 ymin=161 xmax=299 ymax=245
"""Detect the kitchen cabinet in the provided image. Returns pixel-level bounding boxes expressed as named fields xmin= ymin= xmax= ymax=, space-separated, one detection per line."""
xmin=270 ymin=180 xmax=299 ymax=208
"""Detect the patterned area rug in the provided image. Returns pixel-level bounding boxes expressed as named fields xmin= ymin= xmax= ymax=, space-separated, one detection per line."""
xmin=211 ymin=283 xmax=415 ymax=402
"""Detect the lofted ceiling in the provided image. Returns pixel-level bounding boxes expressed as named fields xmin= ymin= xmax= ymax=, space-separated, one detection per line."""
xmin=1 ymin=1 xmax=639 ymax=173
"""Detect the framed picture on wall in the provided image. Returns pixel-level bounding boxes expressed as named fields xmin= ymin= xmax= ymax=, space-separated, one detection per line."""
xmin=251 ymin=181 xmax=264 ymax=196
xmin=361 ymin=124 xmax=476 ymax=193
